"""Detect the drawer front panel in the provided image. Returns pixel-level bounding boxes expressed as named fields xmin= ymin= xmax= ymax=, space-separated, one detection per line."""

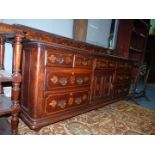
xmin=45 ymin=90 xmax=90 ymax=114
xmin=45 ymin=68 xmax=92 ymax=90
xmin=115 ymin=73 xmax=131 ymax=83
xmin=125 ymin=63 xmax=132 ymax=72
xmin=95 ymin=59 xmax=108 ymax=69
xmin=108 ymin=60 xmax=116 ymax=68
xmin=46 ymin=51 xmax=74 ymax=67
xmin=74 ymin=55 xmax=93 ymax=69
xmin=117 ymin=62 xmax=132 ymax=72
xmin=117 ymin=62 xmax=125 ymax=70
xmin=94 ymin=58 xmax=117 ymax=70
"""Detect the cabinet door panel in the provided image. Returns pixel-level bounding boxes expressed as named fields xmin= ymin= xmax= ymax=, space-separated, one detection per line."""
xmin=93 ymin=75 xmax=103 ymax=99
xmin=113 ymin=84 xmax=130 ymax=98
xmin=92 ymin=70 xmax=114 ymax=101
xmin=102 ymin=74 xmax=113 ymax=98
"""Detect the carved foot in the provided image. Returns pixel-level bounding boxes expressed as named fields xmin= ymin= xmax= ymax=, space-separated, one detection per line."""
xmin=11 ymin=115 xmax=19 ymax=134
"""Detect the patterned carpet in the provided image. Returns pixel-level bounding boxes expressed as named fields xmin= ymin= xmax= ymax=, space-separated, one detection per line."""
xmin=15 ymin=100 xmax=155 ymax=135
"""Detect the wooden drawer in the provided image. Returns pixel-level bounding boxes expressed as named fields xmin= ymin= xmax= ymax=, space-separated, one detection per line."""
xmin=117 ymin=62 xmax=132 ymax=72
xmin=108 ymin=60 xmax=116 ymax=68
xmin=46 ymin=50 xmax=74 ymax=67
xmin=74 ymin=55 xmax=93 ymax=69
xmin=115 ymin=73 xmax=131 ymax=83
xmin=125 ymin=63 xmax=132 ymax=72
xmin=44 ymin=89 xmax=90 ymax=114
xmin=95 ymin=59 xmax=108 ymax=69
xmin=117 ymin=61 xmax=126 ymax=70
xmin=45 ymin=68 xmax=92 ymax=90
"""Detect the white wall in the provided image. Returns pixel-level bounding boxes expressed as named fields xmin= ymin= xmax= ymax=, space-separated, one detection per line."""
xmin=3 ymin=19 xmax=73 ymax=38
xmin=86 ymin=19 xmax=112 ymax=48
xmin=2 ymin=19 xmax=73 ymax=72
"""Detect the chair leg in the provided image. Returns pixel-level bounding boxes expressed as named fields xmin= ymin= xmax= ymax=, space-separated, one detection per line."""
xmin=11 ymin=34 xmax=23 ymax=135
xmin=11 ymin=104 xmax=20 ymax=134
xmin=0 ymin=37 xmax=5 ymax=95
xmin=0 ymin=83 xmax=3 ymax=94
xmin=142 ymin=91 xmax=150 ymax=102
xmin=125 ymin=93 xmax=140 ymax=105
xmin=131 ymin=98 xmax=140 ymax=105
xmin=134 ymin=91 xmax=150 ymax=102
xmin=11 ymin=94 xmax=20 ymax=135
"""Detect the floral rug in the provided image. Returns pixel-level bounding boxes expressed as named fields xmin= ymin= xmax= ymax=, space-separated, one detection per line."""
xmin=16 ymin=100 xmax=155 ymax=135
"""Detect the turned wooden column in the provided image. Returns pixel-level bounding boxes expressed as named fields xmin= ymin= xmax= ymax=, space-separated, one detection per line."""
xmin=11 ymin=34 xmax=23 ymax=134
xmin=0 ymin=37 xmax=5 ymax=94
xmin=0 ymin=37 xmax=5 ymax=70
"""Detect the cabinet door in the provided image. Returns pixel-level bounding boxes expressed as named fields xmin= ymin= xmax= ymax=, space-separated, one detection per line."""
xmin=92 ymin=69 xmax=114 ymax=101
xmin=113 ymin=84 xmax=130 ymax=98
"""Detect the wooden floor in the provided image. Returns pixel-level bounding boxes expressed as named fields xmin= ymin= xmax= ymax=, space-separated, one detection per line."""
xmin=0 ymin=117 xmax=11 ymax=135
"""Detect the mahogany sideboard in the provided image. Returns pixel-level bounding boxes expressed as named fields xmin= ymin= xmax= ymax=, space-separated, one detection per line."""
xmin=1 ymin=24 xmax=134 ymax=130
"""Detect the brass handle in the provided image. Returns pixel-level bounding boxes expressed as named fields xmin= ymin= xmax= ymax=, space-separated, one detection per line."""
xmin=82 ymin=59 xmax=88 ymax=66
xmin=75 ymin=97 xmax=82 ymax=104
xmin=58 ymin=100 xmax=67 ymax=108
xmin=76 ymin=77 xmax=83 ymax=85
xmin=56 ymin=57 xmax=64 ymax=64
xmin=59 ymin=78 xmax=68 ymax=86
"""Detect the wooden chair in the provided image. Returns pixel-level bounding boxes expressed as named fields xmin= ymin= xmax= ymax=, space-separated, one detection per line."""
xmin=0 ymin=23 xmax=24 ymax=134
xmin=130 ymin=64 xmax=151 ymax=104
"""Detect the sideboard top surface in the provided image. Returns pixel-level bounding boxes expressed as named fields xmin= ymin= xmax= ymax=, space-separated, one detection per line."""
xmin=0 ymin=22 xmax=133 ymax=62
